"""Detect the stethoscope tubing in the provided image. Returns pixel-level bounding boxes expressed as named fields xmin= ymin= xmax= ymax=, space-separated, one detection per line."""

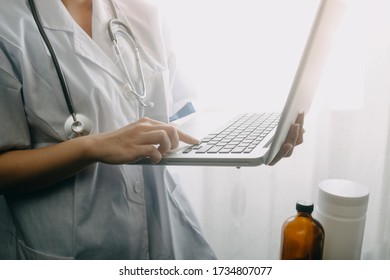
xmin=27 ymin=0 xmax=150 ymax=139
xmin=109 ymin=19 xmax=148 ymax=102
xmin=28 ymin=0 xmax=77 ymax=122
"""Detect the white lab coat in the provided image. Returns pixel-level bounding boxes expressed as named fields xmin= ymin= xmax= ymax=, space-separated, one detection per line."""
xmin=0 ymin=0 xmax=215 ymax=259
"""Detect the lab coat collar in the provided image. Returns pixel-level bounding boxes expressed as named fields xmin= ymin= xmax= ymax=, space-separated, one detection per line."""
xmin=33 ymin=0 xmax=125 ymax=84
xmin=32 ymin=0 xmax=73 ymax=32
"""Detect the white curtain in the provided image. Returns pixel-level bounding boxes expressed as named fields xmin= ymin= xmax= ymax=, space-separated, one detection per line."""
xmin=155 ymin=0 xmax=390 ymax=259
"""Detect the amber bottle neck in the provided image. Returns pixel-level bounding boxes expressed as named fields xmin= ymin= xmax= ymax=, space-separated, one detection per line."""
xmin=297 ymin=212 xmax=313 ymax=218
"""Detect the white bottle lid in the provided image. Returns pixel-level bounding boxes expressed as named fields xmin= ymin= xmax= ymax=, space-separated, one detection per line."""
xmin=317 ymin=179 xmax=369 ymax=219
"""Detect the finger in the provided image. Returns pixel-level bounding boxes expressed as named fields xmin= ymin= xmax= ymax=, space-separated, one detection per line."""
xmin=168 ymin=121 xmax=200 ymax=145
xmin=295 ymin=112 xmax=304 ymax=126
xmin=268 ymin=123 xmax=299 ymax=165
xmin=155 ymin=125 xmax=180 ymax=150
xmin=133 ymin=118 xmax=199 ymax=150
xmin=285 ymin=144 xmax=294 ymax=157
xmin=134 ymin=124 xmax=184 ymax=154
xmin=150 ymin=125 xmax=199 ymax=148
xmin=127 ymin=144 xmax=162 ymax=164
xmin=295 ymin=112 xmax=305 ymax=145
xmin=137 ymin=118 xmax=200 ymax=147
xmin=269 ymin=143 xmax=294 ymax=166
xmin=285 ymin=123 xmax=300 ymax=146
xmin=296 ymin=125 xmax=304 ymax=145
xmin=141 ymin=118 xmax=200 ymax=146
xmin=140 ymin=130 xmax=172 ymax=154
xmin=284 ymin=123 xmax=301 ymax=156
xmin=139 ymin=124 xmax=181 ymax=150
xmin=178 ymin=130 xmax=200 ymax=145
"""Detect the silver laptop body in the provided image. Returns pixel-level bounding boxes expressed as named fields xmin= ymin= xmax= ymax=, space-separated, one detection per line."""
xmin=138 ymin=0 xmax=346 ymax=167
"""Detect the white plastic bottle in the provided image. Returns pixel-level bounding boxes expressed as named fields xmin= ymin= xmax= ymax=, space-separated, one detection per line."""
xmin=315 ymin=179 xmax=369 ymax=260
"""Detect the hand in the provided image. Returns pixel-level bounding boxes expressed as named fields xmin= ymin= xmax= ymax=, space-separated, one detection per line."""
xmin=269 ymin=113 xmax=304 ymax=166
xmin=91 ymin=117 xmax=199 ymax=164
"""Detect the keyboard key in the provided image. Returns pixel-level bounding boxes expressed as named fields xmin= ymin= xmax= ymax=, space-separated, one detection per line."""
xmin=195 ymin=145 xmax=214 ymax=154
xmin=231 ymin=147 xmax=246 ymax=153
xmin=207 ymin=146 xmax=223 ymax=153
xmin=187 ymin=112 xmax=280 ymax=155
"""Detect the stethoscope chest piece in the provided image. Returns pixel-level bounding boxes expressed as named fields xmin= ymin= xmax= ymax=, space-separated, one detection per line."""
xmin=64 ymin=114 xmax=93 ymax=139
xmin=28 ymin=0 xmax=150 ymax=141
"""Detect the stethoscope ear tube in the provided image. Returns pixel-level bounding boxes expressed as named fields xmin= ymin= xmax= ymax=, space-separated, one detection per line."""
xmin=108 ymin=19 xmax=149 ymax=106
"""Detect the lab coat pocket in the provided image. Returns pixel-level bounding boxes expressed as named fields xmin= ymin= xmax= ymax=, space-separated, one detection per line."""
xmin=166 ymin=171 xmax=202 ymax=228
xmin=17 ymin=240 xmax=74 ymax=260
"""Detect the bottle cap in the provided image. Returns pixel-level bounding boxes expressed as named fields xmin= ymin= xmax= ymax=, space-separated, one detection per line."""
xmin=317 ymin=179 xmax=369 ymax=218
xmin=296 ymin=200 xmax=314 ymax=213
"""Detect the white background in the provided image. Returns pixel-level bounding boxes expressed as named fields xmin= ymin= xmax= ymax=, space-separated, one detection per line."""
xmin=152 ymin=0 xmax=390 ymax=260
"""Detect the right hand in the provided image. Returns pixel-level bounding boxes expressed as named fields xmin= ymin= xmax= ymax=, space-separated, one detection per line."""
xmin=0 ymin=117 xmax=197 ymax=193
xmin=90 ymin=117 xmax=199 ymax=164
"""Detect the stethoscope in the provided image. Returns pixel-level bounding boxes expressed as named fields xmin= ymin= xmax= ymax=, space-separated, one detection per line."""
xmin=27 ymin=0 xmax=150 ymax=139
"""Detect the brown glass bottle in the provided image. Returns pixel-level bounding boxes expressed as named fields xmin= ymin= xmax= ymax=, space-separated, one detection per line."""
xmin=280 ymin=201 xmax=325 ymax=260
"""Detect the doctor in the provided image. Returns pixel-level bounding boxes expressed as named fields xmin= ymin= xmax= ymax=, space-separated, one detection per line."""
xmin=0 ymin=0 xmax=303 ymax=259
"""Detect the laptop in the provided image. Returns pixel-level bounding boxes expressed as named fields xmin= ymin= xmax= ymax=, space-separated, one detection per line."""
xmin=137 ymin=0 xmax=346 ymax=167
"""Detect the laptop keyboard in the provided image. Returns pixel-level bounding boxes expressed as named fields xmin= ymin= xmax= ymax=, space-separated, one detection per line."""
xmin=183 ymin=112 xmax=280 ymax=154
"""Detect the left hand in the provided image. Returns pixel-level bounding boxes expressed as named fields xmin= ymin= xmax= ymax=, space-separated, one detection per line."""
xmin=269 ymin=113 xmax=304 ymax=166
